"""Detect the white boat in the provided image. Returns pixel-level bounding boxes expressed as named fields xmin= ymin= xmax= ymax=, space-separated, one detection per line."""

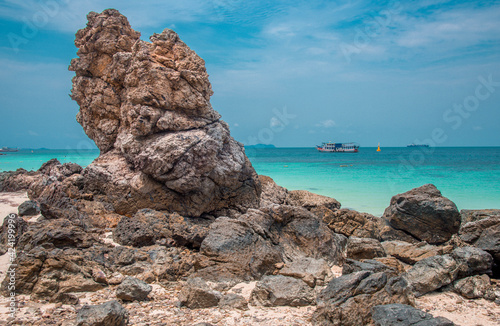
xmin=316 ymin=142 xmax=359 ymax=153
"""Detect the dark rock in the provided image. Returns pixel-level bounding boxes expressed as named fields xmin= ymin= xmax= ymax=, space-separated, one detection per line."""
xmin=313 ymin=271 xmax=414 ymax=326
xmin=0 ymin=213 xmax=28 ymax=255
xmin=459 ymin=216 xmax=500 ymax=265
xmin=451 ymin=246 xmax=493 ymax=279
xmin=404 ymin=254 xmax=458 ymax=297
xmin=382 ymin=240 xmax=452 ymax=265
xmin=372 ymin=303 xmax=455 ymax=326
xmin=267 ymin=205 xmax=347 ymax=264
xmin=178 ymin=277 xmax=222 ymax=308
xmin=250 ymin=275 xmax=314 ymax=307
xmin=200 ymin=217 xmax=282 ymax=280
xmin=76 ymin=300 xmax=129 ymax=326
xmin=342 ymin=259 xmax=400 ymax=278
xmin=346 ymin=237 xmax=386 ymax=260
xmin=453 ymin=274 xmax=491 ymax=299
xmin=115 ymin=276 xmax=152 ymax=301
xmin=0 ymin=168 xmax=41 ymax=192
xmin=53 ymin=292 xmax=80 ymax=305
xmin=16 ymin=218 xmax=100 ymax=251
xmin=382 ymin=184 xmax=461 ymax=244
xmin=18 ymin=200 xmax=40 ymax=216
xmin=219 ymin=293 xmax=249 ymax=310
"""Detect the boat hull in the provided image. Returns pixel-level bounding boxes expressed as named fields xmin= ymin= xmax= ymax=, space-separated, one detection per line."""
xmin=316 ymin=147 xmax=359 ymax=153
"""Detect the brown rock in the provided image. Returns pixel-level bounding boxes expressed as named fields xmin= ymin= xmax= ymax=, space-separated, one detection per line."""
xmin=66 ymin=9 xmax=260 ymax=218
xmin=316 ymin=208 xmax=382 ymax=239
xmin=382 ymin=240 xmax=452 ymax=265
xmin=346 ymin=237 xmax=386 ymax=260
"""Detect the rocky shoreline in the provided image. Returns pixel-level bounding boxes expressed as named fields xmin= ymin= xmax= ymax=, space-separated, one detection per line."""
xmin=0 ymin=9 xmax=499 ymax=326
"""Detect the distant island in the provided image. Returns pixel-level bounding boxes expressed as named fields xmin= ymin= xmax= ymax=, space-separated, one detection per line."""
xmin=245 ymin=144 xmax=276 ymax=149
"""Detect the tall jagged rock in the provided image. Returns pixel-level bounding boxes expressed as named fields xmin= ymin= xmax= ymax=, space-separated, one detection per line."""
xmin=66 ymin=9 xmax=260 ymax=217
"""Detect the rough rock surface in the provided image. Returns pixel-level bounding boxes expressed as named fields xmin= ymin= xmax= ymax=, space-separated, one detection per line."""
xmin=279 ymin=257 xmax=332 ymax=287
xmin=18 ymin=200 xmax=40 ymax=216
xmin=460 ymin=209 xmax=500 ymax=224
xmin=459 ymin=216 xmax=500 ymax=268
xmin=76 ymin=300 xmax=129 ymax=326
xmin=250 ymin=275 xmax=315 ymax=307
xmin=404 ymin=255 xmax=459 ymax=297
xmin=178 ymin=277 xmax=222 ymax=308
xmin=0 ymin=213 xmax=28 ymax=255
xmin=113 ymin=209 xmax=210 ymax=248
xmin=346 ymin=237 xmax=386 ymax=260
xmin=342 ymin=259 xmax=402 ymax=278
xmin=382 ymin=240 xmax=453 ymax=265
xmin=453 ymin=274 xmax=492 ymax=299
xmin=312 ymin=271 xmax=414 ymax=326
xmin=115 ymin=276 xmax=152 ymax=301
xmin=63 ymin=9 xmax=261 ymax=218
xmin=404 ymin=247 xmax=493 ymax=297
xmin=382 ymin=184 xmax=461 ymax=244
xmin=0 ymin=169 xmax=41 ymax=192
xmin=372 ymin=303 xmax=455 ymax=326
xmin=316 ymin=208 xmax=382 ymax=239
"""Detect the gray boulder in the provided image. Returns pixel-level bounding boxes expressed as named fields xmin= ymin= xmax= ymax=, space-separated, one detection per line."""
xmin=342 ymin=259 xmax=400 ymax=278
xmin=219 ymin=293 xmax=249 ymax=310
xmin=451 ymin=246 xmax=493 ymax=279
xmin=313 ymin=271 xmax=414 ymax=326
xmin=453 ymin=274 xmax=492 ymax=299
xmin=459 ymin=216 xmax=500 ymax=263
xmin=179 ymin=277 xmax=222 ymax=308
xmin=382 ymin=184 xmax=461 ymax=244
xmin=372 ymin=303 xmax=455 ymax=326
xmin=18 ymin=200 xmax=40 ymax=216
xmin=404 ymin=254 xmax=458 ymax=297
xmin=250 ymin=275 xmax=314 ymax=307
xmin=115 ymin=276 xmax=152 ymax=301
xmin=76 ymin=300 xmax=129 ymax=326
xmin=346 ymin=237 xmax=386 ymax=260
xmin=279 ymin=257 xmax=332 ymax=287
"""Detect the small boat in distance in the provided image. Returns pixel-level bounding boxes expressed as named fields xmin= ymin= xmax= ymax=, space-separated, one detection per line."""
xmin=407 ymin=143 xmax=430 ymax=148
xmin=0 ymin=147 xmax=19 ymax=153
xmin=316 ymin=142 xmax=359 ymax=153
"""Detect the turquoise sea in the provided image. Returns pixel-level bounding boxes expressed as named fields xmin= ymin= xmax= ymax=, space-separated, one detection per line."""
xmin=1 ymin=147 xmax=499 ymax=216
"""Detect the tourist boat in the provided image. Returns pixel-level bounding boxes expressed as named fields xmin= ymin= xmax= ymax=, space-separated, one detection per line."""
xmin=407 ymin=143 xmax=430 ymax=148
xmin=316 ymin=142 xmax=359 ymax=153
xmin=0 ymin=147 xmax=18 ymax=152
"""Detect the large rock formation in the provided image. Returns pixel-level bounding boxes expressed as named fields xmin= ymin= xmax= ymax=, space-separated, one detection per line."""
xmin=65 ymin=9 xmax=260 ymax=218
xmin=382 ymin=184 xmax=461 ymax=244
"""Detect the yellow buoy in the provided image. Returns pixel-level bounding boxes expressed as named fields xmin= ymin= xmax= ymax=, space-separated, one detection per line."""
xmin=377 ymin=143 xmax=381 ymax=152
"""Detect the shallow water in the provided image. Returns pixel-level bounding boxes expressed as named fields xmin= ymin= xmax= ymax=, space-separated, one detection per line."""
xmin=1 ymin=147 xmax=499 ymax=216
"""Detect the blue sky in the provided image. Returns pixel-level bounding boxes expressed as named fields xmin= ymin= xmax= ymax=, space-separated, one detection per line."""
xmin=1 ymin=0 xmax=499 ymax=148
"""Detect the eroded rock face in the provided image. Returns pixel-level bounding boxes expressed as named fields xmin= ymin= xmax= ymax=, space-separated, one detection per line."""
xmin=382 ymin=184 xmax=461 ymax=244
xmin=312 ymin=271 xmax=414 ymax=326
xmin=67 ymin=9 xmax=260 ymax=217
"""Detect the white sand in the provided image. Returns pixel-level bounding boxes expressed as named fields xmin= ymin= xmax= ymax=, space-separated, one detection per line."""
xmin=416 ymin=291 xmax=500 ymax=326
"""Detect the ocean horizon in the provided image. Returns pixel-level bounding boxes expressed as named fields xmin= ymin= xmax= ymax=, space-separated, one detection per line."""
xmin=1 ymin=146 xmax=499 ymax=217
